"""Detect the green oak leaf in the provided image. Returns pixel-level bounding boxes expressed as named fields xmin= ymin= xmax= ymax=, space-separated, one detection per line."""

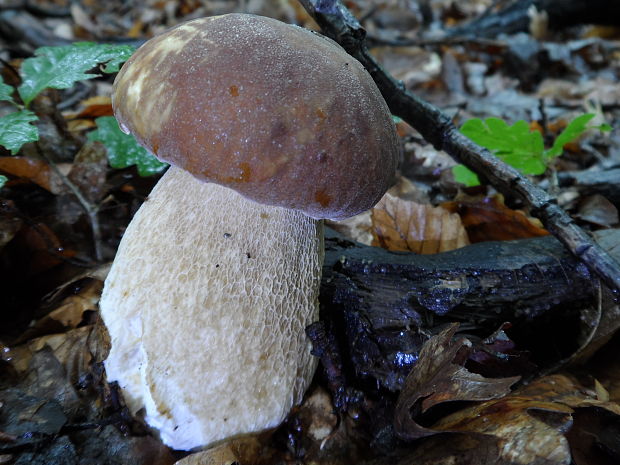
xmin=0 ymin=110 xmax=39 ymax=154
xmin=88 ymin=116 xmax=167 ymax=177
xmin=18 ymin=42 xmax=135 ymax=105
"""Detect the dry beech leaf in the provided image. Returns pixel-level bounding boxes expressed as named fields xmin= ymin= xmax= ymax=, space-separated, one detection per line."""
xmin=174 ymin=436 xmax=272 ymax=465
xmin=174 ymin=443 xmax=238 ymax=465
xmin=7 ymin=325 xmax=104 ymax=381
xmin=394 ymin=324 xmax=520 ymax=440
xmin=427 ymin=374 xmax=620 ymax=465
xmin=0 ymin=156 xmax=70 ymax=194
xmin=65 ymin=96 xmax=113 ymax=132
xmin=327 ymin=210 xmax=373 ymax=245
xmin=372 ymin=192 xmax=470 ymax=254
xmin=329 ymin=176 xmax=429 ymax=246
xmin=68 ymin=95 xmax=113 ymax=119
xmin=442 ymin=194 xmax=549 ymax=242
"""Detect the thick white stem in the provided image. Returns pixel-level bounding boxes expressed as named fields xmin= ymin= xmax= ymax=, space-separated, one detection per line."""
xmin=99 ymin=167 xmax=323 ymax=450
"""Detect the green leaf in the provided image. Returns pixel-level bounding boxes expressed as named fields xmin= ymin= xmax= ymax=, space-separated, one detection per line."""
xmin=88 ymin=116 xmax=167 ymax=177
xmin=0 ymin=175 xmax=7 ymax=189
xmin=545 ymin=113 xmax=596 ymax=159
xmin=0 ymin=76 xmax=15 ymax=103
xmin=18 ymin=42 xmax=135 ymax=106
xmin=0 ymin=110 xmax=39 ymax=154
xmin=452 ymin=164 xmax=480 ymax=187
xmin=460 ymin=117 xmax=546 ymax=175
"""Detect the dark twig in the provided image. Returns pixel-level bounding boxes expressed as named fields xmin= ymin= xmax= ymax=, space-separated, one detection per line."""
xmin=298 ymin=0 xmax=620 ymax=294
xmin=35 ymin=145 xmax=103 ymax=262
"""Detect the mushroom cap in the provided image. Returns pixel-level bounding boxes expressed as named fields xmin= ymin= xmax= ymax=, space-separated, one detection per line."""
xmin=112 ymin=14 xmax=398 ymax=220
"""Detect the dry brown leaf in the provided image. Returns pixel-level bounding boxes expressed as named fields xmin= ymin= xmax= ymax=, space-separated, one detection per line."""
xmin=372 ymin=192 xmax=469 ymax=254
xmin=174 ymin=435 xmax=272 ymax=465
xmin=0 ymin=157 xmax=70 ymax=193
xmin=420 ymin=374 xmax=620 ymax=465
xmin=433 ymin=396 xmax=573 ymax=465
xmin=576 ymin=194 xmax=619 ymax=227
xmin=515 ymin=374 xmax=620 ymax=415
xmin=394 ymin=324 xmax=520 ymax=440
xmin=68 ymin=142 xmax=109 ymax=204
xmin=329 ymin=176 xmax=430 ymax=246
xmin=7 ymin=325 xmax=103 ymax=380
xmin=68 ymin=95 xmax=113 ymax=119
xmin=327 ymin=210 xmax=373 ymax=245
xmin=174 ymin=443 xmax=239 ymax=465
xmin=16 ymin=279 xmax=103 ymax=343
xmin=442 ymin=194 xmax=549 ymax=242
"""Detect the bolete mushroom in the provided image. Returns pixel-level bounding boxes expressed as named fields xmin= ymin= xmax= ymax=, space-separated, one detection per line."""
xmin=100 ymin=13 xmax=398 ymax=450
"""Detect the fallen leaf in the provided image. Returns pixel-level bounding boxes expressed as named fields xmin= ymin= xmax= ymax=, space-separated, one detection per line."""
xmin=372 ymin=192 xmax=470 ymax=253
xmin=174 ymin=435 xmax=271 ymax=465
xmin=394 ymin=324 xmax=520 ymax=440
xmin=17 ymin=278 xmax=103 ymax=343
xmin=442 ymin=194 xmax=549 ymax=242
xmin=0 ymin=156 xmax=70 ymax=194
xmin=433 ymin=396 xmax=573 ymax=464
xmin=67 ymin=95 xmax=113 ymax=119
xmin=576 ymin=194 xmax=619 ymax=227
xmin=417 ymin=374 xmax=620 ymax=465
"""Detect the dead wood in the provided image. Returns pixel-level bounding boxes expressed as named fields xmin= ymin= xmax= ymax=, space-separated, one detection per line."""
xmin=320 ymin=229 xmax=603 ymax=390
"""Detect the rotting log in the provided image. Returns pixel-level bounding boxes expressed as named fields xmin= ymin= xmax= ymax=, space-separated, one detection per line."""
xmin=319 ymin=229 xmax=615 ymax=390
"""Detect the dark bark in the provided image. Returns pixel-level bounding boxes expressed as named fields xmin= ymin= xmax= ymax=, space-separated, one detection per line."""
xmin=319 ymin=229 xmax=608 ymax=390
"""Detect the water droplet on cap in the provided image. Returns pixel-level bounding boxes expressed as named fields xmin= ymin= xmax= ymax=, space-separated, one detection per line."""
xmin=119 ymin=122 xmax=131 ymax=134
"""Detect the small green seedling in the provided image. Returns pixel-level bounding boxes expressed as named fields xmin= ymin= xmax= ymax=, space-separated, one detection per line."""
xmin=0 ymin=42 xmax=166 ymax=178
xmin=453 ymin=114 xmax=612 ymax=187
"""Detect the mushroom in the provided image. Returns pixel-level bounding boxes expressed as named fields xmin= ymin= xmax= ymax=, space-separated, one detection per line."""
xmin=99 ymin=13 xmax=399 ymax=450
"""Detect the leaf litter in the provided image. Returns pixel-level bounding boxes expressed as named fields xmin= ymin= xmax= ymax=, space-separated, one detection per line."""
xmin=1 ymin=0 xmax=620 ymax=464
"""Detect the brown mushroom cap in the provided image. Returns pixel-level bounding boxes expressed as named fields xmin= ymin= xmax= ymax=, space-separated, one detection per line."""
xmin=113 ymin=14 xmax=398 ymax=220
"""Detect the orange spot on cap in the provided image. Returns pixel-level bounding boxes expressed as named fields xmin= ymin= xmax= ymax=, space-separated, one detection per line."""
xmin=315 ymin=190 xmax=331 ymax=208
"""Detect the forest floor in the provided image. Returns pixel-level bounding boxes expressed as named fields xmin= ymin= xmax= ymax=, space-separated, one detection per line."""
xmin=1 ymin=0 xmax=620 ymax=464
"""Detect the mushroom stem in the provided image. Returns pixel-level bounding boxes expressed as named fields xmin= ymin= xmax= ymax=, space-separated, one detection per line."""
xmin=100 ymin=167 xmax=323 ymax=450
